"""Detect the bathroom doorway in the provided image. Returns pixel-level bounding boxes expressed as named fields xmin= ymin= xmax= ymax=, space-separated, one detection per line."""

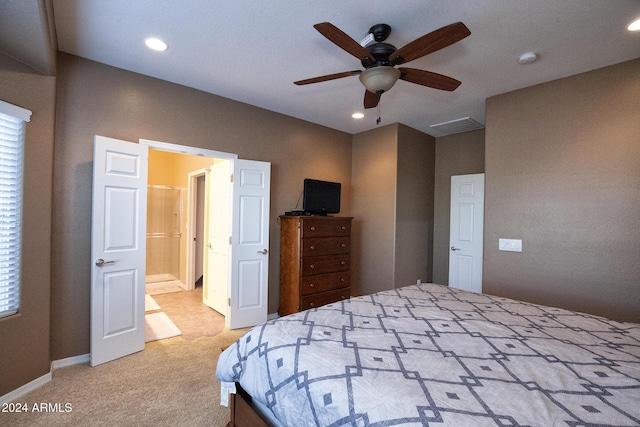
xmin=145 ymin=149 xmax=216 ymax=294
xmin=141 ymin=138 xmax=271 ymax=330
xmin=91 ymin=136 xmax=270 ymax=364
xmin=184 ymin=168 xmax=211 ymax=293
xmin=144 ymin=150 xmax=225 ymax=339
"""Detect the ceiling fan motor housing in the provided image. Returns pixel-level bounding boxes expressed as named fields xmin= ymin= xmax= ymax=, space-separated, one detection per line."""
xmin=362 ymin=42 xmax=397 ymax=68
xmin=362 ymin=24 xmax=396 ymax=68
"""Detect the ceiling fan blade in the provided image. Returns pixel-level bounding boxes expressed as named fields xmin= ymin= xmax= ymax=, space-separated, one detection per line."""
xmin=399 ymin=67 xmax=461 ymax=91
xmin=389 ymin=22 xmax=471 ymax=65
xmin=314 ymin=22 xmax=375 ymax=63
xmin=294 ymin=70 xmax=362 ymax=85
xmin=364 ymin=90 xmax=380 ymax=109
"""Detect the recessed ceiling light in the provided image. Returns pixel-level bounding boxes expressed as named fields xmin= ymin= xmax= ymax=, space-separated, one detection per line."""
xmin=145 ymin=38 xmax=168 ymax=51
xmin=628 ymin=18 xmax=640 ymax=31
xmin=352 ymin=112 xmax=364 ymax=119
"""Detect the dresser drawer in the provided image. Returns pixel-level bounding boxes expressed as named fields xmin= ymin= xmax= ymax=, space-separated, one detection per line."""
xmin=301 ymin=288 xmax=350 ymax=310
xmin=301 ymin=254 xmax=349 ymax=276
xmin=302 ymin=237 xmax=350 ymax=257
xmin=301 ymin=219 xmax=351 ymax=238
xmin=301 ymin=272 xmax=350 ymax=295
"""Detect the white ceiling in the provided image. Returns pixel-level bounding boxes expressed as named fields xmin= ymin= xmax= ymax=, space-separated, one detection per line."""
xmin=51 ymin=0 xmax=640 ymax=136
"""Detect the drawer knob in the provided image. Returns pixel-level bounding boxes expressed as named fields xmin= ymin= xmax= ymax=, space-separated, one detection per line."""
xmin=309 ymin=283 xmax=315 ymax=288
xmin=309 ymin=302 xmax=315 ymax=307
xmin=340 ymin=261 xmax=346 ymax=265
xmin=341 ymin=243 xmax=346 ymax=248
xmin=340 ymin=277 xmax=345 ymax=282
xmin=341 ymin=226 xmax=346 ymax=230
xmin=310 ymin=245 xmax=315 ymax=250
xmin=309 ymin=264 xmax=315 ymax=269
xmin=310 ymin=226 xmax=316 ymax=231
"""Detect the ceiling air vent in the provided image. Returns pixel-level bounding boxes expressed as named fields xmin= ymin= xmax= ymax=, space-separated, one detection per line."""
xmin=429 ymin=117 xmax=484 ymax=136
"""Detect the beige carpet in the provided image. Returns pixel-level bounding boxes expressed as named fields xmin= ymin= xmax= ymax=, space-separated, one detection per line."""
xmin=144 ymin=312 xmax=181 ymax=342
xmin=2 ymin=328 xmax=249 ymax=426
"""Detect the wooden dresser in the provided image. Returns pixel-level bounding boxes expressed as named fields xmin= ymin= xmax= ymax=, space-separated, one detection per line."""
xmin=278 ymin=215 xmax=353 ymax=316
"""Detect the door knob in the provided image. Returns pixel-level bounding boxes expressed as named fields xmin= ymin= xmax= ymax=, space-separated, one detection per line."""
xmin=451 ymin=246 xmax=461 ymax=251
xmin=258 ymin=249 xmax=268 ymax=255
xmin=95 ymin=258 xmax=115 ymax=267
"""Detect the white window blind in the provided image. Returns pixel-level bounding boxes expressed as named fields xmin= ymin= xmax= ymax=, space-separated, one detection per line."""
xmin=0 ymin=100 xmax=31 ymax=319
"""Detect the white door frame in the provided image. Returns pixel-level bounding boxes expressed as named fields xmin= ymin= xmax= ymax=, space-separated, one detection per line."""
xmin=139 ymin=139 xmax=238 ymax=161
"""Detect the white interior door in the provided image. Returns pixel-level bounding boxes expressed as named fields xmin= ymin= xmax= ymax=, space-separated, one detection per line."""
xmin=91 ymin=135 xmax=148 ymax=366
xmin=228 ymin=159 xmax=271 ymax=329
xmin=202 ymin=161 xmax=231 ymax=315
xmin=449 ymin=173 xmax=484 ymax=293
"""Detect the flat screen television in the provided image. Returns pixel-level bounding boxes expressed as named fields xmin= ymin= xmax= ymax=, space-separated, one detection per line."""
xmin=302 ymin=179 xmax=341 ymax=215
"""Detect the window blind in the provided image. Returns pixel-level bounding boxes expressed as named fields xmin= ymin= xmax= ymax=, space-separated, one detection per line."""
xmin=0 ymin=100 xmax=31 ymax=319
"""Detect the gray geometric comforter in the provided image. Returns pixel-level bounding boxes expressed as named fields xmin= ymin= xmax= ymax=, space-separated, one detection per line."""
xmin=216 ymin=283 xmax=640 ymax=426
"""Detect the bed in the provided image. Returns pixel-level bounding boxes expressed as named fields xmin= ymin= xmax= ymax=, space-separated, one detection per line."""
xmin=216 ymin=283 xmax=640 ymax=426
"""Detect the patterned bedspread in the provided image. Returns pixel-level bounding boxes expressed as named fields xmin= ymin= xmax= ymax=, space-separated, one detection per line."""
xmin=216 ymin=283 xmax=640 ymax=426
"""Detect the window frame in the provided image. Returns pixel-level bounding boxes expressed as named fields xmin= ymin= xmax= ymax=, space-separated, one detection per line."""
xmin=0 ymin=100 xmax=31 ymax=319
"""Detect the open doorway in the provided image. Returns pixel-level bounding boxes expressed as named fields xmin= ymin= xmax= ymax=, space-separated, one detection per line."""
xmin=185 ymin=167 xmax=219 ymax=293
xmin=140 ymin=138 xmax=271 ymax=331
xmin=144 ymin=149 xmax=229 ymax=338
xmin=91 ymin=136 xmax=270 ymax=365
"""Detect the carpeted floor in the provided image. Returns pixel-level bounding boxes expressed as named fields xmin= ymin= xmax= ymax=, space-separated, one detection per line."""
xmin=1 ymin=328 xmax=249 ymax=426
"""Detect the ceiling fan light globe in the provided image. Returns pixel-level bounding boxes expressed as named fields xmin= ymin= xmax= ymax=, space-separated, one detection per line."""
xmin=359 ymin=66 xmax=401 ymax=93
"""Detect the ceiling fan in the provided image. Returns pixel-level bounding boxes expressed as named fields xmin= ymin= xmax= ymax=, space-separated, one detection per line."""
xmin=294 ymin=22 xmax=471 ymax=109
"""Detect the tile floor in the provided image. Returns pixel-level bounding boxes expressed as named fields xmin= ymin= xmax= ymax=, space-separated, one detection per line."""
xmin=146 ymin=286 xmax=226 ymax=340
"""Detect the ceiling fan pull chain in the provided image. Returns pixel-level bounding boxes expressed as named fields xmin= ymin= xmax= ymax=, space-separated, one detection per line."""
xmin=376 ymin=101 xmax=382 ymax=125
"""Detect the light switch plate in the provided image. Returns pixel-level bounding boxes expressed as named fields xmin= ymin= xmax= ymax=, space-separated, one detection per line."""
xmin=499 ymin=238 xmax=522 ymax=252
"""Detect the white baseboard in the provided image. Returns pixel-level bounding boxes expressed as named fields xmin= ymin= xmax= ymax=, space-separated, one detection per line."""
xmin=0 ymin=372 xmax=51 ymax=404
xmin=267 ymin=312 xmax=279 ymax=321
xmin=0 ymin=353 xmax=90 ymax=404
xmin=51 ymin=353 xmax=90 ymax=369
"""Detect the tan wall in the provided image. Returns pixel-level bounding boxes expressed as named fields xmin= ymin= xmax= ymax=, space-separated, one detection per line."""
xmin=483 ymin=59 xmax=640 ymax=323
xmin=352 ymin=124 xmax=398 ymax=296
xmin=0 ymin=54 xmax=56 ymax=396
xmin=432 ymin=130 xmax=485 ymax=284
xmin=395 ymin=124 xmax=435 ymax=286
xmin=352 ymin=123 xmax=435 ymax=296
xmin=52 ymin=53 xmax=352 ymax=360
